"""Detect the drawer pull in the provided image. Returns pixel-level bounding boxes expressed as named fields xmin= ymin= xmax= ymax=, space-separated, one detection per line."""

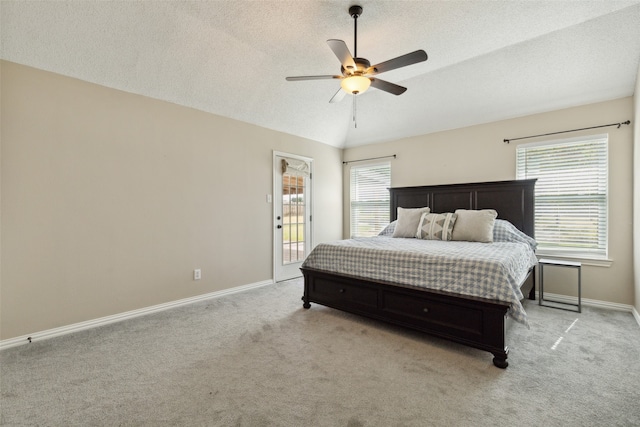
xmin=339 ymin=288 xmax=345 ymax=293
xmin=423 ymin=308 xmax=429 ymax=313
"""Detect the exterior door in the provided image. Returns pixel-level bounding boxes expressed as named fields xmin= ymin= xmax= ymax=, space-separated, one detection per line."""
xmin=274 ymin=153 xmax=311 ymax=282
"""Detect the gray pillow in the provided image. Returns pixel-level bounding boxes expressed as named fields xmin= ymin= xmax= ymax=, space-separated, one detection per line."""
xmin=493 ymin=219 xmax=537 ymax=251
xmin=392 ymin=207 xmax=431 ymax=238
xmin=378 ymin=220 xmax=397 ymax=236
xmin=417 ymin=212 xmax=458 ymax=241
xmin=452 ymin=209 xmax=498 ymax=243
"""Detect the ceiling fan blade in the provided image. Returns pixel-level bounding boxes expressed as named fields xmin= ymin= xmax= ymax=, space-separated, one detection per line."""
xmin=368 ymin=50 xmax=428 ymax=75
xmin=369 ymin=78 xmax=407 ymax=95
xmin=286 ymin=75 xmax=342 ymax=81
xmin=329 ymin=88 xmax=347 ymax=103
xmin=327 ymin=39 xmax=356 ymax=70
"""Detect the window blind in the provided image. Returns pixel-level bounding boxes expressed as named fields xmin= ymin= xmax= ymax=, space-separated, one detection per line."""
xmin=516 ymin=135 xmax=608 ymax=258
xmin=350 ymin=163 xmax=391 ymax=238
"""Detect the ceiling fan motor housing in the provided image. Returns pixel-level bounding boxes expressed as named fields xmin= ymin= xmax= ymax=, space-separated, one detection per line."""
xmin=341 ymin=58 xmax=371 ymax=76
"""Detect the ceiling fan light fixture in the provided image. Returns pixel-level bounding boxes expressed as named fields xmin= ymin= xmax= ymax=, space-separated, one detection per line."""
xmin=341 ymin=75 xmax=371 ymax=94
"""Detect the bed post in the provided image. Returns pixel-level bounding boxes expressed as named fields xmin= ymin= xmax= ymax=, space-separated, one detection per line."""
xmin=492 ymin=351 xmax=509 ymax=369
xmin=529 ymin=267 xmax=536 ymax=300
xmin=301 ymin=270 xmax=311 ymax=309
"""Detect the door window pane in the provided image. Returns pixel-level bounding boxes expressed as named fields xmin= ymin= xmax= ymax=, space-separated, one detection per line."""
xmin=282 ymin=173 xmax=306 ymax=263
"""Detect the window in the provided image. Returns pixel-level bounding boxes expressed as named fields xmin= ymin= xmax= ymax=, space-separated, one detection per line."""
xmin=516 ymin=134 xmax=608 ymax=258
xmin=350 ymin=163 xmax=391 ymax=237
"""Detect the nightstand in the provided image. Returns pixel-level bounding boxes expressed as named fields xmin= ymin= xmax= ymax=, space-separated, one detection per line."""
xmin=538 ymin=258 xmax=581 ymax=313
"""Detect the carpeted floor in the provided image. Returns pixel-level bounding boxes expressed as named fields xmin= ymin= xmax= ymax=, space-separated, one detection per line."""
xmin=1 ymin=278 xmax=639 ymax=426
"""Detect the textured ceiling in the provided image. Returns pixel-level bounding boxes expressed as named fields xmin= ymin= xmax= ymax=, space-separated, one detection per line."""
xmin=2 ymin=1 xmax=640 ymax=148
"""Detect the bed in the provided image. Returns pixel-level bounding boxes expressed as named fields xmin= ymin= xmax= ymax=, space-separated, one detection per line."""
xmin=300 ymin=179 xmax=537 ymax=368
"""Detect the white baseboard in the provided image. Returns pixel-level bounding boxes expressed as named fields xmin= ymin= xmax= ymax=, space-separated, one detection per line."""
xmin=535 ymin=291 xmax=638 ymax=323
xmin=2 ymin=284 xmax=635 ymax=351
xmin=633 ymin=307 xmax=640 ymax=328
xmin=0 ymin=279 xmax=273 ymax=351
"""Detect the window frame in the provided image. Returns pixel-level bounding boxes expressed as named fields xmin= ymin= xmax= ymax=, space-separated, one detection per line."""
xmin=349 ymin=162 xmax=391 ymax=238
xmin=516 ymin=134 xmax=609 ymax=260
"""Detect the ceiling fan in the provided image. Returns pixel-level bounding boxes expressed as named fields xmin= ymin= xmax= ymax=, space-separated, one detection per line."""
xmin=285 ymin=5 xmax=428 ymax=104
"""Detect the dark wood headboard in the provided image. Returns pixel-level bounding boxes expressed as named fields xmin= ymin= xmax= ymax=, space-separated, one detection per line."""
xmin=389 ymin=179 xmax=536 ymax=238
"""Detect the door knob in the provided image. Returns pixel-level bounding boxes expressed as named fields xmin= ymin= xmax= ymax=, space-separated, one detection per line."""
xmin=277 ymin=225 xmax=282 ymax=229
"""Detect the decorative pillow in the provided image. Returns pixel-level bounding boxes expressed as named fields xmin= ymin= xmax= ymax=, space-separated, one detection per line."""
xmin=392 ymin=207 xmax=431 ymax=238
xmin=493 ymin=219 xmax=538 ymax=251
xmin=416 ymin=212 xmax=457 ymax=240
xmin=452 ymin=209 xmax=498 ymax=243
xmin=378 ymin=220 xmax=397 ymax=236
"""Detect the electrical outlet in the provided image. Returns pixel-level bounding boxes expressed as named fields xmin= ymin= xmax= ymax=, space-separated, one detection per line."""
xmin=194 ymin=269 xmax=201 ymax=280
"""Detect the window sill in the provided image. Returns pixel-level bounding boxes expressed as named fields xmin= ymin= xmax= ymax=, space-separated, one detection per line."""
xmin=535 ymin=252 xmax=612 ymax=268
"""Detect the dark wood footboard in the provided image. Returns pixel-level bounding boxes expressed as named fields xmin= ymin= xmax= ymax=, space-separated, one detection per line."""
xmin=301 ymin=267 xmax=535 ymax=368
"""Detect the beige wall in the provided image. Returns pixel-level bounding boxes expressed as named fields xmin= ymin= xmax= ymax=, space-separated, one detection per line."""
xmin=1 ymin=59 xmax=636 ymax=341
xmin=344 ymin=97 xmax=635 ymax=306
xmin=0 ymin=61 xmax=343 ymax=340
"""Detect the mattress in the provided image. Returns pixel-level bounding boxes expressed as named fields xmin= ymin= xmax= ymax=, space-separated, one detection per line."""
xmin=301 ymin=236 xmax=538 ymax=324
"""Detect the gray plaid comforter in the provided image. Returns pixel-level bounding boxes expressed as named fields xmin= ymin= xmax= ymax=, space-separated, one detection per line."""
xmin=301 ymin=237 xmax=538 ymax=324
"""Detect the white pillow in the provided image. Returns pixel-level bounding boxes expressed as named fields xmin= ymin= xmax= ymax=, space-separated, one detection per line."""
xmin=452 ymin=209 xmax=498 ymax=243
xmin=392 ymin=207 xmax=431 ymax=238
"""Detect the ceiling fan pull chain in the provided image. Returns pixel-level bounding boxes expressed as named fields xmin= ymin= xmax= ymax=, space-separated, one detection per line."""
xmin=353 ymin=95 xmax=358 ymax=128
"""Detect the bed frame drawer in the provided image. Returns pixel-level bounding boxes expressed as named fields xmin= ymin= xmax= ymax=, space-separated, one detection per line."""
xmin=381 ymin=290 xmax=484 ymax=338
xmin=308 ymin=276 xmax=378 ymax=310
